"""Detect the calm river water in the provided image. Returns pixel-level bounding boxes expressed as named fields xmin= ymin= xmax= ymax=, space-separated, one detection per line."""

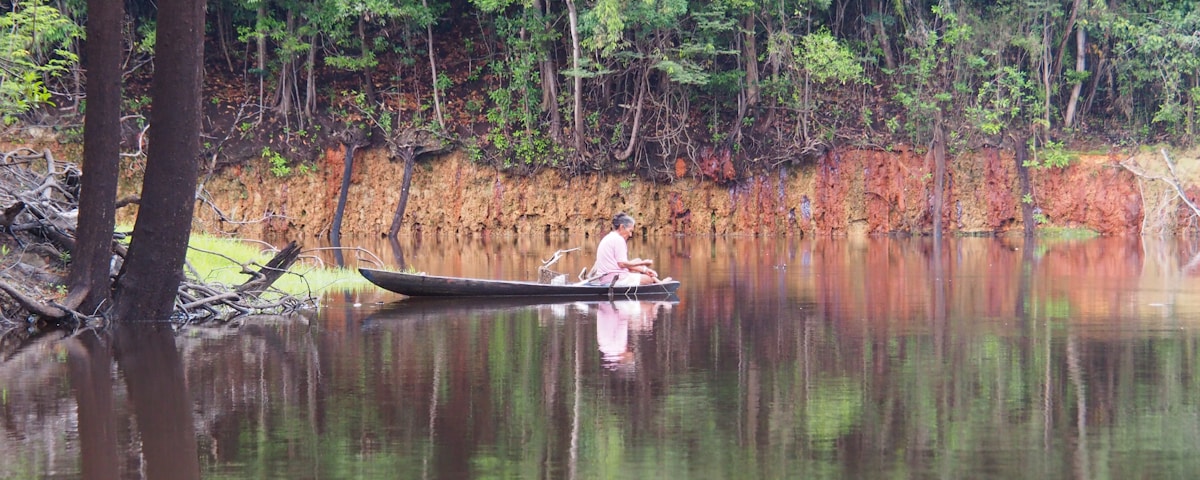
xmin=5 ymin=235 xmax=1200 ymax=479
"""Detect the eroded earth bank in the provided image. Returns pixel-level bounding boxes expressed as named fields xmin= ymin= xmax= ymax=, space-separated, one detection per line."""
xmin=179 ymin=145 xmax=1194 ymax=240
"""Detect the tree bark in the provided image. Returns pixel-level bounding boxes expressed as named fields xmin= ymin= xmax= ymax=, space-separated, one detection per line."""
xmin=69 ymin=0 xmax=123 ymax=313
xmin=112 ymin=0 xmax=206 ymax=320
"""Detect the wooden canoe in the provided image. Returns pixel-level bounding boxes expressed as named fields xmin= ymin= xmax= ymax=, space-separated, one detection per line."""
xmin=359 ymin=268 xmax=681 ymax=298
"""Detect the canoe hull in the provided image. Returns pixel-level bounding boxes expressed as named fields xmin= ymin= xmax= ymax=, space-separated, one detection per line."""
xmin=359 ymin=268 xmax=680 ymax=298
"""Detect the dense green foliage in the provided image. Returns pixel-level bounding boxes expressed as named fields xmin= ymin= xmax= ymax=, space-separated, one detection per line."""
xmin=4 ymin=0 xmax=1199 ymax=176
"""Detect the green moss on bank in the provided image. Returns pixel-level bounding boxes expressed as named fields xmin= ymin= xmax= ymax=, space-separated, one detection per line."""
xmin=183 ymin=234 xmax=371 ymax=296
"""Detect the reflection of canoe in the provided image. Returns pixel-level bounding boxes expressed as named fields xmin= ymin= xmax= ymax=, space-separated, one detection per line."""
xmin=359 ymin=268 xmax=681 ymax=298
xmin=365 ymin=295 xmax=680 ymax=320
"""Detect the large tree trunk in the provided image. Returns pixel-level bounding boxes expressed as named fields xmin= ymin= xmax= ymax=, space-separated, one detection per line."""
xmin=69 ymin=0 xmax=123 ymax=313
xmin=112 ymin=0 xmax=206 ymax=320
xmin=390 ymin=150 xmax=417 ymax=239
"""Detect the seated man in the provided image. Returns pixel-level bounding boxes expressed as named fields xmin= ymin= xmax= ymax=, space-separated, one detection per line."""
xmin=589 ymin=212 xmax=669 ymax=286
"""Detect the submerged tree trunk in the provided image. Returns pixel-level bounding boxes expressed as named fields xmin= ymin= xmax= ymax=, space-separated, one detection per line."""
xmin=69 ymin=0 xmax=123 ymax=313
xmin=112 ymin=0 xmax=206 ymax=320
xmin=390 ymin=150 xmax=417 ymax=239
xmin=331 ymin=143 xmax=355 ymax=246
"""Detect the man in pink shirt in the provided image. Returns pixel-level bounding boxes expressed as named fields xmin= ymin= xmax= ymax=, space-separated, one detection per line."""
xmin=589 ymin=212 xmax=667 ymax=286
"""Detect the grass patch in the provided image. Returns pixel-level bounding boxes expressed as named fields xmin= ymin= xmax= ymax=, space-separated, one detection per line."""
xmin=1037 ymin=227 xmax=1099 ymax=240
xmin=184 ymin=233 xmax=373 ymax=296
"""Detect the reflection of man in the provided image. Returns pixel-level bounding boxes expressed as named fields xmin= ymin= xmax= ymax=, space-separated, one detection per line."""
xmin=596 ymin=302 xmax=631 ymax=367
xmin=596 ymin=301 xmax=668 ymax=371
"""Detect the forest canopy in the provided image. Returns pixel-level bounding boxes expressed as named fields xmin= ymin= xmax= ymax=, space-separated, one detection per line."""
xmin=3 ymin=0 xmax=1199 ymax=179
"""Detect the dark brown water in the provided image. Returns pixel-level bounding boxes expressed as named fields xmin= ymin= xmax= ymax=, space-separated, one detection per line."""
xmin=5 ymin=236 xmax=1200 ymax=479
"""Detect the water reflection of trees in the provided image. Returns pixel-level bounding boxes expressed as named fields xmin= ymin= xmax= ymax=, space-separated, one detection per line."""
xmin=7 ymin=238 xmax=1200 ymax=477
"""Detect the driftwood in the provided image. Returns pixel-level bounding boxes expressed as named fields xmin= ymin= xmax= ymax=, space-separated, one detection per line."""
xmin=0 ymin=147 xmax=316 ymax=326
xmin=1119 ymin=149 xmax=1200 ymax=234
xmin=237 ymin=240 xmax=301 ymax=295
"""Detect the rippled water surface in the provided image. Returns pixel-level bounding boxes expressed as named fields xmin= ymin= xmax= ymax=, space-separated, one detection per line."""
xmin=5 ymin=236 xmax=1200 ymax=479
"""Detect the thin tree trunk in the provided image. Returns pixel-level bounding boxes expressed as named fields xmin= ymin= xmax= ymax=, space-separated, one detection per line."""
xmin=274 ymin=10 xmax=296 ymax=116
xmin=1015 ymin=134 xmax=1035 ymax=237
xmin=305 ymin=35 xmax=317 ymax=116
xmin=390 ymin=150 xmax=417 ymax=238
xmin=257 ymin=3 xmax=267 ymax=122
xmin=217 ymin=2 xmax=234 ymax=72
xmin=1052 ymin=0 xmax=1083 ymax=87
xmin=1063 ymin=26 xmax=1086 ymax=127
xmin=69 ymin=0 xmax=123 ymax=313
xmin=872 ymin=0 xmax=896 ymax=70
xmin=112 ymin=0 xmax=206 ymax=320
xmin=932 ymin=108 xmax=946 ymax=237
xmin=536 ymin=0 xmax=562 ymax=141
xmin=1041 ymin=14 xmax=1052 ymax=131
xmin=424 ymin=0 xmax=445 ymax=129
xmin=613 ymin=72 xmax=646 ymax=162
xmin=566 ymin=0 xmax=583 ymax=154
xmin=359 ymin=18 xmax=377 ymax=105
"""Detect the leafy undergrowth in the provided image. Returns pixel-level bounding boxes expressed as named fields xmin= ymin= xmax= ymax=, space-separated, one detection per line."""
xmin=183 ymin=233 xmax=373 ymax=296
